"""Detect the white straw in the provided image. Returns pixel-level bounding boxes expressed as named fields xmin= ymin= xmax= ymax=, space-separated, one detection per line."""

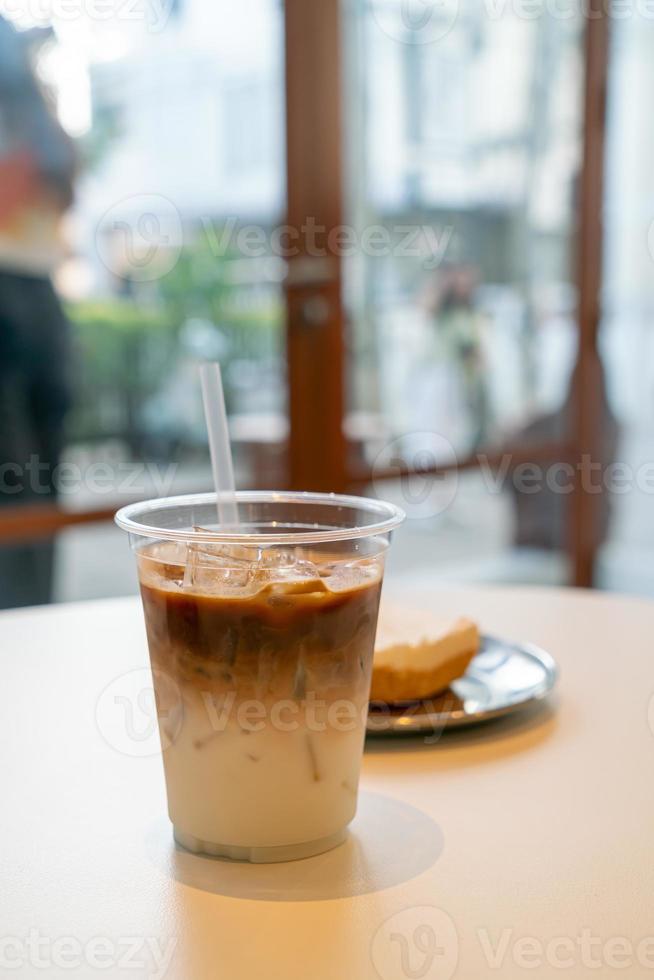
xmin=200 ymin=362 xmax=239 ymax=528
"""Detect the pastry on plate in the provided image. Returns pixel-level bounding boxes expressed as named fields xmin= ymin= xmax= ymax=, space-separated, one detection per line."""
xmin=371 ymin=601 xmax=480 ymax=702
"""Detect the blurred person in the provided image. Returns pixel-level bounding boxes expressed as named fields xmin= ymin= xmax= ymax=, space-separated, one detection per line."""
xmin=0 ymin=17 xmax=75 ymax=608
xmin=424 ymin=263 xmax=491 ymax=450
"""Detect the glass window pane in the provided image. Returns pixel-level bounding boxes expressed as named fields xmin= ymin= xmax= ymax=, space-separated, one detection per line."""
xmin=344 ymin=0 xmax=583 ymax=466
xmin=53 ymin=0 xmax=287 ymax=496
xmin=342 ymin=0 xmax=585 ymax=587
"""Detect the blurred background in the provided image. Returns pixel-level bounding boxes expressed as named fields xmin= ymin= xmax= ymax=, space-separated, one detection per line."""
xmin=0 ymin=0 xmax=651 ymax=607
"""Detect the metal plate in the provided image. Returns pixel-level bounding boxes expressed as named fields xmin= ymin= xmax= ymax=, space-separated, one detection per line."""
xmin=366 ymin=635 xmax=558 ymax=736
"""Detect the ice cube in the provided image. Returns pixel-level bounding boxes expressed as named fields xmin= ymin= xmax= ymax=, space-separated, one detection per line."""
xmin=183 ymin=542 xmax=261 ymax=596
xmin=321 ymin=560 xmax=379 ymax=594
xmin=190 ymin=530 xmax=259 ymax=565
xmin=259 ymin=548 xmax=327 ymax=596
xmin=138 ymin=541 xmax=187 ymax=590
xmin=258 ymin=547 xmax=300 ymax=569
xmin=259 ymin=548 xmax=316 ymax=578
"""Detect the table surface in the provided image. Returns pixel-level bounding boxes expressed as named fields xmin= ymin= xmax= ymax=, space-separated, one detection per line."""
xmin=2 ymin=585 xmax=653 ymax=980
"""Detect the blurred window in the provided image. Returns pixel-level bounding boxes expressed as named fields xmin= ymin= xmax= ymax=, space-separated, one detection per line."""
xmin=344 ymin=0 xmax=583 ymax=464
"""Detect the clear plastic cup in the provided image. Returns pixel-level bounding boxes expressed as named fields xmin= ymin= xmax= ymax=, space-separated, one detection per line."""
xmin=115 ymin=491 xmax=404 ymax=863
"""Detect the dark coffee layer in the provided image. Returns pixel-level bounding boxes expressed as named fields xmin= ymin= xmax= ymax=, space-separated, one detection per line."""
xmin=139 ymin=567 xmax=381 ymax=700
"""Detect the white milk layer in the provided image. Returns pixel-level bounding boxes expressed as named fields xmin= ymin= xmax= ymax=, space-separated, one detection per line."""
xmin=159 ymin=695 xmax=367 ymax=850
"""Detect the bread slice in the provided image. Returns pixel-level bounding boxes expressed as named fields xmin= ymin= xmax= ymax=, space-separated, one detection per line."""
xmin=371 ymin=602 xmax=480 ymax=702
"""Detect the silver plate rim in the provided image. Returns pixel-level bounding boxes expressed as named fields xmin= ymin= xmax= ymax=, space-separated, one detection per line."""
xmin=366 ymin=634 xmax=559 ymax=736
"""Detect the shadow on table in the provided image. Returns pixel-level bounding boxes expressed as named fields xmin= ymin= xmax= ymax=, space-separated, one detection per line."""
xmin=147 ymin=791 xmax=443 ymax=902
xmin=365 ymin=697 xmax=560 ymax=765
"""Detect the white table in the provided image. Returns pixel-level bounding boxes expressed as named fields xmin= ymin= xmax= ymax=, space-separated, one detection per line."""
xmin=1 ymin=586 xmax=653 ymax=979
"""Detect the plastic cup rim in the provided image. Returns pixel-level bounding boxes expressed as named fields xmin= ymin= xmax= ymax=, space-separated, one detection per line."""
xmin=114 ymin=490 xmax=406 ymax=546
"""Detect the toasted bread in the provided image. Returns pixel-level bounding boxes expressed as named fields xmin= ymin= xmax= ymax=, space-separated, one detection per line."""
xmin=371 ymin=602 xmax=479 ymax=702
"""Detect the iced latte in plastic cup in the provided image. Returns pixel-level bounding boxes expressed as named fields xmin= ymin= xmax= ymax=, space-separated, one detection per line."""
xmin=115 ymin=492 xmax=404 ymax=863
